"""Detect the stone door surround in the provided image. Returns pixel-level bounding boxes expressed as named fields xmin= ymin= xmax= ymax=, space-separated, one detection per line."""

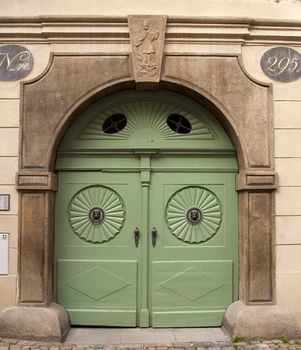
xmin=0 ymin=15 xmax=300 ymax=342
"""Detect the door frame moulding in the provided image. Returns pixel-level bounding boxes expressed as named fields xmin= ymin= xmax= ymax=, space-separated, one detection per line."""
xmin=0 ymin=20 xmax=300 ymax=338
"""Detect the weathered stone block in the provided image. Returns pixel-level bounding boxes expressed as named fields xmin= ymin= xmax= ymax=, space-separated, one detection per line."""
xmin=0 ymin=303 xmax=70 ymax=342
xmin=223 ymin=301 xmax=301 ymax=340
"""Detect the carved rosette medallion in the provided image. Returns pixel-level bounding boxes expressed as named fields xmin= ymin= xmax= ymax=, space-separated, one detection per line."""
xmin=166 ymin=187 xmax=222 ymax=243
xmin=69 ymin=186 xmax=125 ymax=243
xmin=128 ymin=15 xmax=167 ymax=86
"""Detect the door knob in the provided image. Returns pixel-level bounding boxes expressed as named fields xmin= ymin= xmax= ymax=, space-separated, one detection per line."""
xmin=151 ymin=227 xmax=157 ymax=247
xmin=134 ymin=227 xmax=140 ymax=247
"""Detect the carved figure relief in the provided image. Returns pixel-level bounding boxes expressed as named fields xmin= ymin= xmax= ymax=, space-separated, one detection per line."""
xmin=128 ymin=15 xmax=167 ymax=85
xmin=135 ymin=18 xmax=160 ymax=78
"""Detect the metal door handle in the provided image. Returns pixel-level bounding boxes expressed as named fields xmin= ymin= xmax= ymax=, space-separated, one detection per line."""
xmin=134 ymin=227 xmax=140 ymax=247
xmin=151 ymin=227 xmax=157 ymax=247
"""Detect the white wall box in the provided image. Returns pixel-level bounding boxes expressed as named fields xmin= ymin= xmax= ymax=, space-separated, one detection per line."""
xmin=0 ymin=233 xmax=9 ymax=275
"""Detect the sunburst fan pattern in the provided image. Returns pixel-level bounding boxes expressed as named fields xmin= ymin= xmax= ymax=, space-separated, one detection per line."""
xmin=68 ymin=186 xmax=125 ymax=243
xmin=80 ymin=101 xmax=215 ymax=140
xmin=166 ymin=186 xmax=222 ymax=244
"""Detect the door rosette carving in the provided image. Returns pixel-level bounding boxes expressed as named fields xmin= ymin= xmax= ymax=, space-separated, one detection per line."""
xmin=68 ymin=186 xmax=125 ymax=243
xmin=166 ymin=186 xmax=222 ymax=243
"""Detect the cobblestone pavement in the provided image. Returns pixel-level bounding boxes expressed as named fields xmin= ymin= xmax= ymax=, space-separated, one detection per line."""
xmin=1 ymin=337 xmax=301 ymax=350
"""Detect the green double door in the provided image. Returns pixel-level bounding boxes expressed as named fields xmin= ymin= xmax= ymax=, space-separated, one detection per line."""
xmin=55 ymin=154 xmax=238 ymax=328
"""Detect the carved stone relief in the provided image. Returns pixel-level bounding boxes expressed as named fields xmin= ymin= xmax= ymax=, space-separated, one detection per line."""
xmin=128 ymin=16 xmax=167 ymax=87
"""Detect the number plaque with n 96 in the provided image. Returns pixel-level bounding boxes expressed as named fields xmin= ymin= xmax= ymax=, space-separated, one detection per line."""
xmin=260 ymin=47 xmax=301 ymax=83
xmin=0 ymin=45 xmax=34 ymax=81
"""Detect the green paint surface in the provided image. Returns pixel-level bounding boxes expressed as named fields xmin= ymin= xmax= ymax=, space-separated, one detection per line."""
xmin=149 ymin=171 xmax=237 ymax=327
xmin=54 ymin=90 xmax=238 ymax=327
xmin=55 ymin=171 xmax=142 ymax=326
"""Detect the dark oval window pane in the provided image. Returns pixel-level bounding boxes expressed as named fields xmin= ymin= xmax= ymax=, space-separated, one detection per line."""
xmin=167 ymin=114 xmax=192 ymax=134
xmin=103 ymin=113 xmax=127 ymax=134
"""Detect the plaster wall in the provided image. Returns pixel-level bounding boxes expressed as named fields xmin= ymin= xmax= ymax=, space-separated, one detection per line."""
xmin=242 ymin=45 xmax=301 ymax=327
xmin=0 ymin=94 xmax=18 ymax=310
xmin=0 ymin=0 xmax=301 ymax=334
xmin=1 ymin=0 xmax=301 ymax=20
xmin=0 ymin=44 xmax=51 ymax=311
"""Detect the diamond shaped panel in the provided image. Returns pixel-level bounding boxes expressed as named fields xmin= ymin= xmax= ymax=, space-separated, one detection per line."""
xmin=160 ymin=266 xmax=225 ymax=301
xmin=66 ymin=267 xmax=130 ymax=301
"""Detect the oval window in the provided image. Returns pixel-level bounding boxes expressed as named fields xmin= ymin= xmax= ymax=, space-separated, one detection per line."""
xmin=102 ymin=113 xmax=127 ymax=134
xmin=166 ymin=114 xmax=191 ymax=134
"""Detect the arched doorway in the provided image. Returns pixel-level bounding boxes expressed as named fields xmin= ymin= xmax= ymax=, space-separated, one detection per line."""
xmin=5 ymin=51 xmax=288 ymax=342
xmin=54 ymin=90 xmax=238 ymax=327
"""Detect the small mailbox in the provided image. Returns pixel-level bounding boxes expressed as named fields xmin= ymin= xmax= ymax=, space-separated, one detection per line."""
xmin=0 ymin=233 xmax=9 ymax=275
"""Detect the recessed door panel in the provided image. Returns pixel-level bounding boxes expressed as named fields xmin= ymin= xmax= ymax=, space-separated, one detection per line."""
xmin=58 ymin=260 xmax=137 ymax=326
xmin=152 ymin=260 xmax=232 ymax=327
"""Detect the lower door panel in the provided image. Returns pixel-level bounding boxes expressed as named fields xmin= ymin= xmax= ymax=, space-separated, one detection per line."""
xmin=58 ymin=260 xmax=137 ymax=326
xmin=151 ymin=260 xmax=232 ymax=327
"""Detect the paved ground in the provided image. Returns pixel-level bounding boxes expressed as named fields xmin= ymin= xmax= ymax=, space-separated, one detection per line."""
xmin=1 ymin=328 xmax=301 ymax=350
xmin=66 ymin=328 xmax=229 ymax=344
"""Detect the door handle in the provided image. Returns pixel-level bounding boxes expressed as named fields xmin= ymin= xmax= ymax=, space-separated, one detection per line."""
xmin=151 ymin=227 xmax=157 ymax=247
xmin=134 ymin=227 xmax=140 ymax=247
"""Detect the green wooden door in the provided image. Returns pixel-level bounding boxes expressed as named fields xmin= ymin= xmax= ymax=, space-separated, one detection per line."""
xmin=54 ymin=89 xmax=238 ymax=327
xmin=149 ymin=167 xmax=238 ymax=327
xmin=55 ymin=157 xmax=237 ymax=327
xmin=55 ymin=170 xmax=142 ymax=326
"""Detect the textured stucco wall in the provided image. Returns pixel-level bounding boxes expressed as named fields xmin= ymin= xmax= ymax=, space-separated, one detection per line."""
xmin=0 ymin=0 xmax=300 ymax=20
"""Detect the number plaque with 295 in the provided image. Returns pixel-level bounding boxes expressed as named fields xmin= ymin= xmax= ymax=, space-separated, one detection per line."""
xmin=260 ymin=47 xmax=301 ymax=83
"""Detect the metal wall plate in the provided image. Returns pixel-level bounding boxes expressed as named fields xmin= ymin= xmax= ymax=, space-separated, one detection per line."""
xmin=0 ymin=194 xmax=10 ymax=211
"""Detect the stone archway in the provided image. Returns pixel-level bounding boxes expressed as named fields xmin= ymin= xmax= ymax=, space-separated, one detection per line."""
xmin=0 ymin=41 xmax=299 ymax=339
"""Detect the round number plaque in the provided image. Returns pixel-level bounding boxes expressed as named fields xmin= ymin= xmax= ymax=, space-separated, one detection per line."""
xmin=0 ymin=45 xmax=34 ymax=81
xmin=260 ymin=47 xmax=301 ymax=83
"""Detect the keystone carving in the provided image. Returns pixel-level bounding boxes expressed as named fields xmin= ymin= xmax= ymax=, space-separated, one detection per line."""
xmin=128 ymin=15 xmax=167 ymax=88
